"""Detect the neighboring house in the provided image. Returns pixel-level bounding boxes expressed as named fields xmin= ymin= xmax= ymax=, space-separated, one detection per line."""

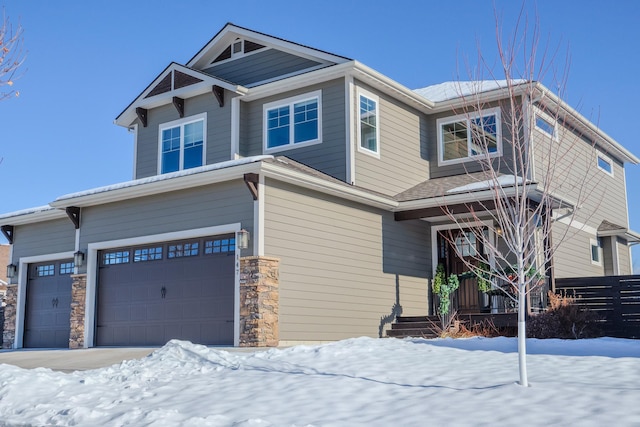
xmin=1 ymin=24 xmax=638 ymax=350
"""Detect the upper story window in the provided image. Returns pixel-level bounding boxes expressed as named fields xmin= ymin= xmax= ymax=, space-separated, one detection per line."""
xmin=437 ymin=107 xmax=502 ymax=166
xmin=597 ymin=152 xmax=614 ymax=176
xmin=535 ymin=114 xmax=557 ymax=140
xmin=264 ymin=90 xmax=322 ymax=153
xmin=358 ymin=89 xmax=379 ymax=156
xmin=158 ymin=113 xmax=207 ymax=174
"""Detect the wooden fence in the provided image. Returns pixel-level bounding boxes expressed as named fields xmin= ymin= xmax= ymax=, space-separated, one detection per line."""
xmin=555 ymin=275 xmax=640 ymax=339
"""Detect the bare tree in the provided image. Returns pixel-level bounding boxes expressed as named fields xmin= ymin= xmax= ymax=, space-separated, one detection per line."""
xmin=438 ymin=8 xmax=600 ymax=387
xmin=1 ymin=8 xmax=25 ymax=101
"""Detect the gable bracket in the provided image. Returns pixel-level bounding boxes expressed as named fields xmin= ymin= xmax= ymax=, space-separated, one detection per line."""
xmin=244 ymin=173 xmax=259 ymax=201
xmin=212 ymin=85 xmax=224 ymax=108
xmin=136 ymin=107 xmax=148 ymax=127
xmin=1 ymin=225 xmax=14 ymax=244
xmin=172 ymin=97 xmax=185 ymax=118
xmin=66 ymin=206 xmax=81 ymax=229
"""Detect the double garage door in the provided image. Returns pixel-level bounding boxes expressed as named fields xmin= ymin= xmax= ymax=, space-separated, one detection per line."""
xmin=96 ymin=234 xmax=236 ymax=346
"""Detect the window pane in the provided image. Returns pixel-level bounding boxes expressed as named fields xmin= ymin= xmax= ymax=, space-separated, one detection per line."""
xmin=598 ymin=156 xmax=612 ymax=174
xmin=442 ymin=121 xmax=468 ymax=160
xmin=184 ymin=122 xmax=204 ymax=148
xmin=162 ymin=125 xmax=181 ymax=173
xmin=470 ymin=115 xmax=497 ymax=155
xmin=267 ymin=107 xmax=290 ymax=148
xmin=162 ymin=150 xmax=180 ymax=174
xmin=536 ymin=115 xmax=555 ymax=137
xmin=59 ymin=262 xmax=75 ymax=275
xmin=184 ymin=145 xmax=203 ymax=169
xmin=293 ymin=99 xmax=318 ymax=143
xmin=591 ymin=244 xmax=599 ymax=262
xmin=360 ymin=95 xmax=377 ymax=152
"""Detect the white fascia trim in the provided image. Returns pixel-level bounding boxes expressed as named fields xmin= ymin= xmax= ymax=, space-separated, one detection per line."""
xmin=345 ymin=76 xmax=355 ymax=184
xmin=0 ymin=207 xmax=67 ymax=226
xmin=50 ymin=157 xmax=270 ymax=209
xmin=231 ymin=97 xmax=240 ymax=159
xmin=85 ymin=223 xmax=242 ymax=348
xmin=255 ymin=174 xmax=265 ymax=256
xmin=131 ymin=124 xmax=139 ymax=179
xmin=552 ymin=212 xmax=598 ymax=236
xmin=259 ymin=162 xmax=397 ymax=210
xmin=15 ymin=251 xmax=75 ymax=348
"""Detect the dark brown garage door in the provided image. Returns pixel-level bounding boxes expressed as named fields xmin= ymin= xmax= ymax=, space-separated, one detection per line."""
xmin=96 ymin=234 xmax=235 ymax=346
xmin=24 ymin=260 xmax=74 ymax=348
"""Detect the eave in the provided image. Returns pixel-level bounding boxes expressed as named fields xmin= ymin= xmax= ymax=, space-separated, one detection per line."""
xmin=0 ymin=206 xmax=67 ymax=226
xmin=115 ymin=62 xmax=248 ymax=128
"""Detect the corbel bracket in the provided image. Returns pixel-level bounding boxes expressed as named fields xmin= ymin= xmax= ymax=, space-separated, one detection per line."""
xmin=66 ymin=206 xmax=81 ymax=229
xmin=244 ymin=173 xmax=259 ymax=201
xmin=212 ymin=85 xmax=224 ymax=108
xmin=1 ymin=225 xmax=14 ymax=244
xmin=172 ymin=96 xmax=185 ymax=118
xmin=136 ymin=107 xmax=148 ymax=127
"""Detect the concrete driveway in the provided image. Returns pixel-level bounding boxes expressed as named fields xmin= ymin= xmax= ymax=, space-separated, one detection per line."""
xmin=0 ymin=346 xmax=268 ymax=373
xmin=0 ymin=347 xmax=157 ymax=372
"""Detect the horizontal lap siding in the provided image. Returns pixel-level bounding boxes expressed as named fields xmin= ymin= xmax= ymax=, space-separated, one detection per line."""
xmin=204 ymin=49 xmax=322 ymax=86
xmin=552 ymin=222 xmax=603 ymax=278
xmin=79 ymin=180 xmax=254 ymax=247
xmin=135 ymin=92 xmax=233 ymax=179
xmin=354 ymin=81 xmax=429 ymax=195
xmin=241 ymin=79 xmax=346 ymax=181
xmin=264 ymin=179 xmax=429 ymax=342
xmin=12 ymin=219 xmax=75 ymax=261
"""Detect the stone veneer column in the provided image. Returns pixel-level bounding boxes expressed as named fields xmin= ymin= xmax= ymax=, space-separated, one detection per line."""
xmin=239 ymin=256 xmax=280 ymax=347
xmin=69 ymin=274 xmax=87 ymax=349
xmin=2 ymin=285 xmax=17 ymax=349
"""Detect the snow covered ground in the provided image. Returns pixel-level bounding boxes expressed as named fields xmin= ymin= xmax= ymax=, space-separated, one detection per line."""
xmin=0 ymin=337 xmax=638 ymax=426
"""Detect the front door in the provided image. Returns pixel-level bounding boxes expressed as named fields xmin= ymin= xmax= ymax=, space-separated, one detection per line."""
xmin=438 ymin=230 xmax=482 ymax=314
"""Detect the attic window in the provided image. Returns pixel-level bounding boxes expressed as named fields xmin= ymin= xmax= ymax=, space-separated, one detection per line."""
xmin=212 ymin=39 xmax=266 ymax=64
xmin=232 ymin=39 xmax=243 ymax=55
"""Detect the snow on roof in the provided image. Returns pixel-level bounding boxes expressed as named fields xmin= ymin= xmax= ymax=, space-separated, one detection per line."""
xmin=55 ymin=155 xmax=273 ymax=203
xmin=0 ymin=205 xmax=57 ymax=221
xmin=446 ymin=174 xmax=525 ymax=194
xmin=413 ymin=79 xmax=527 ymax=102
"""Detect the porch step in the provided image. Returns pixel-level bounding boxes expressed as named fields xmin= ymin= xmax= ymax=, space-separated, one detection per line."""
xmin=386 ymin=315 xmax=442 ymax=339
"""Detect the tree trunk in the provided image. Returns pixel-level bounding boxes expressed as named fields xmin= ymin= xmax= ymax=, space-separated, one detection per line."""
xmin=517 ymin=282 xmax=529 ymax=387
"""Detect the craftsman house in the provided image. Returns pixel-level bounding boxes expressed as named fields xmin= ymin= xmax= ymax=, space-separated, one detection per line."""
xmin=2 ymin=23 xmax=638 ymax=349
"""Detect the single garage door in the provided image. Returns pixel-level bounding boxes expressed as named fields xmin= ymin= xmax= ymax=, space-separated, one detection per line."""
xmin=24 ymin=260 xmax=74 ymax=348
xmin=96 ymin=234 xmax=235 ymax=346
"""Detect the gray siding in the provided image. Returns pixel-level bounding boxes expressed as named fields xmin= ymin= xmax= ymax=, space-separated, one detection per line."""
xmin=240 ymin=78 xmax=346 ymax=181
xmin=602 ymin=236 xmax=614 ymax=276
xmin=135 ymin=91 xmax=234 ymax=179
xmin=263 ymin=179 xmax=429 ymax=342
xmin=11 ymin=219 xmax=75 ymax=262
xmin=203 ymin=49 xmax=323 ymax=86
xmin=353 ymin=80 xmax=429 ymax=196
xmin=79 ymin=180 xmax=254 ymax=250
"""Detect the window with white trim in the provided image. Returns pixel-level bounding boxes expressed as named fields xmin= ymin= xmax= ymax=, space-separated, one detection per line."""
xmin=590 ymin=238 xmax=602 ymax=266
xmin=358 ymin=90 xmax=379 ymax=155
xmin=597 ymin=153 xmax=614 ymax=176
xmin=159 ymin=113 xmax=206 ymax=174
xmin=437 ymin=107 xmax=501 ymax=165
xmin=535 ymin=114 xmax=557 ymax=139
xmin=264 ymin=91 xmax=321 ymax=152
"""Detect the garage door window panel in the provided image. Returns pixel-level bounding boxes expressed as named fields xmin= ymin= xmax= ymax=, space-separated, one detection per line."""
xmin=134 ymin=246 xmax=163 ymax=262
xmin=103 ymin=250 xmax=130 ymax=265
xmin=37 ymin=264 xmax=55 ymax=277
xmin=59 ymin=262 xmax=74 ymax=275
xmin=168 ymin=241 xmax=199 ymax=258
xmin=205 ymin=237 xmax=235 ymax=254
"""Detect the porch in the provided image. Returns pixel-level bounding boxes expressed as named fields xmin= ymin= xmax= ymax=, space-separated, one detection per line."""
xmin=386 ymin=313 xmax=518 ymax=339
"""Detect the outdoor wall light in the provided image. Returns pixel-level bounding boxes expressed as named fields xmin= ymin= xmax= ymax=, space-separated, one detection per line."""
xmin=236 ymin=229 xmax=250 ymax=250
xmin=74 ymin=250 xmax=85 ymax=267
xmin=6 ymin=263 xmax=17 ymax=279
xmin=495 ymin=226 xmax=503 ymax=236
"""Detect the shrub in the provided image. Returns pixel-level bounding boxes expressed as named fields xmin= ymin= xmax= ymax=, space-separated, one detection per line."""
xmin=527 ymin=291 xmax=602 ymax=339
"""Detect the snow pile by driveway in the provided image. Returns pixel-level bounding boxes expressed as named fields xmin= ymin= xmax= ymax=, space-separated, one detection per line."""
xmin=0 ymin=337 xmax=639 ymax=426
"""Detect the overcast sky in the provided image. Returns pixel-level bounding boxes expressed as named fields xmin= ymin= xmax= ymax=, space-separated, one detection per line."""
xmin=1 ymin=0 xmax=639 ymax=271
